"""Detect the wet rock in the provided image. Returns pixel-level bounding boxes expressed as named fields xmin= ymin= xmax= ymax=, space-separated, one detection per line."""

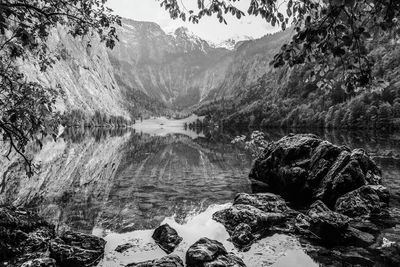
xmin=115 ymin=243 xmax=135 ymax=253
xmin=126 ymin=254 xmax=183 ymax=267
xmin=20 ymin=258 xmax=57 ymax=267
xmin=346 ymin=227 xmax=376 ymax=247
xmin=213 ymin=204 xmax=286 ymax=234
xmin=49 ymin=231 xmax=106 ymax=267
xmin=370 ymin=228 xmax=400 ymax=266
xmin=230 ymin=223 xmax=254 ymax=249
xmin=335 ymin=185 xmax=390 ymax=217
xmin=213 ymin=193 xmax=289 ymax=248
xmin=233 ymin=193 xmax=289 ymax=213
xmin=185 ymin=238 xmax=245 ymax=267
xmin=152 ymin=224 xmax=182 ymax=254
xmin=307 ymin=201 xmax=350 ymax=245
xmin=0 ymin=206 xmax=55 ymax=266
xmin=249 ymin=134 xmax=382 ymax=208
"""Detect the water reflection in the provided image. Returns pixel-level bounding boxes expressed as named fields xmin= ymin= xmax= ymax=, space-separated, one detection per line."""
xmin=0 ymin=125 xmax=399 ymax=266
xmin=97 ymin=132 xmax=253 ymax=232
xmin=96 ymin=204 xmax=318 ymax=267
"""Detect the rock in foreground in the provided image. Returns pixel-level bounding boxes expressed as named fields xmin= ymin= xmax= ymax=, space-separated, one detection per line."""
xmin=213 ymin=193 xmax=289 ymax=248
xmin=0 ymin=206 xmax=106 ymax=267
xmin=127 ymin=254 xmax=184 ymax=267
xmin=185 ymin=237 xmax=245 ymax=267
xmin=249 ymin=134 xmax=383 ymax=208
xmin=152 ymin=224 xmax=182 ymax=254
xmin=49 ymin=231 xmax=106 ymax=267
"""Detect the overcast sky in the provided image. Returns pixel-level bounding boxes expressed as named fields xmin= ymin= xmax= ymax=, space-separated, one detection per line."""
xmin=106 ymin=0 xmax=280 ymax=43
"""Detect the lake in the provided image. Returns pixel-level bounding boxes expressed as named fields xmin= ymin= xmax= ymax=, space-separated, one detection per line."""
xmin=1 ymin=118 xmax=399 ymax=266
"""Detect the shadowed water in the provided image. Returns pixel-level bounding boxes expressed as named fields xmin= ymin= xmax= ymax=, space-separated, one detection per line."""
xmin=1 ymin=121 xmax=399 ymax=266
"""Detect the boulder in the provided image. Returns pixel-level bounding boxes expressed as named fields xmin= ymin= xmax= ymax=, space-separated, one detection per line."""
xmin=233 ymin=193 xmax=289 ymax=213
xmin=49 ymin=231 xmax=106 ymax=267
xmin=185 ymin=238 xmax=245 ymax=267
xmin=152 ymin=224 xmax=182 ymax=254
xmin=335 ymin=185 xmax=390 ymax=217
xmin=307 ymin=201 xmax=350 ymax=245
xmin=213 ymin=204 xmax=286 ymax=234
xmin=0 ymin=207 xmax=55 ymax=266
xmin=249 ymin=134 xmax=382 ymax=208
xmin=213 ymin=193 xmax=289 ymax=248
xmin=126 ymin=254 xmax=184 ymax=267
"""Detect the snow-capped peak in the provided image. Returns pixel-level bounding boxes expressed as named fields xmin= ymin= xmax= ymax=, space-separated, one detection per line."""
xmin=212 ymin=35 xmax=254 ymax=50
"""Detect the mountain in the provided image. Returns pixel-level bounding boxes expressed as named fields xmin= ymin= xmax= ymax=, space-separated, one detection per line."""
xmin=108 ymin=19 xmax=234 ymax=109
xmin=212 ymin=35 xmax=254 ymax=50
xmin=107 ymin=18 xmax=295 ymax=110
xmin=196 ymin=33 xmax=400 ymax=131
xmin=20 ymin=18 xmax=294 ymax=118
xmin=21 ymin=25 xmax=131 ymax=120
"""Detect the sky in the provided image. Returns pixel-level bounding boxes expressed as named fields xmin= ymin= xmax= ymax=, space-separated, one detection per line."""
xmin=106 ymin=0 xmax=280 ymax=43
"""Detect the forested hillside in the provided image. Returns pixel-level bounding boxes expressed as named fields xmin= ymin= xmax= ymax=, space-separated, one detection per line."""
xmin=196 ymin=34 xmax=400 ymax=131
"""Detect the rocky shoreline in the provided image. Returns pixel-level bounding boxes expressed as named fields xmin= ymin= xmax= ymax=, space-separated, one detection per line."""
xmin=1 ymin=134 xmax=399 ymax=266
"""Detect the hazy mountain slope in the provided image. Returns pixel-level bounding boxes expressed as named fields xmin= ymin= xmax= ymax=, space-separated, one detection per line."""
xmin=203 ymin=29 xmax=293 ymax=101
xmin=109 ymin=19 xmax=232 ymax=109
xmin=108 ymin=19 xmax=294 ymax=109
xmin=22 ymin=25 xmax=131 ymax=119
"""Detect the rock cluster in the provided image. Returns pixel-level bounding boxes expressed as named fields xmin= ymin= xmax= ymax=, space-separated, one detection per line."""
xmin=0 ymin=206 xmax=106 ymax=267
xmin=214 ymin=134 xmax=399 ymax=265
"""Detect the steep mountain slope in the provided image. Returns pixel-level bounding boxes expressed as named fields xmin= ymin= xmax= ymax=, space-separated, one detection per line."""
xmin=109 ymin=19 xmax=232 ymax=109
xmin=22 ymin=25 xmax=131 ymax=119
xmin=109 ymin=19 xmax=293 ymax=109
xmin=196 ymin=34 xmax=400 ymax=131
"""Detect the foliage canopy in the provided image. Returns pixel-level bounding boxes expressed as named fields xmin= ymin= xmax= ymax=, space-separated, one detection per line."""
xmin=158 ymin=0 xmax=400 ymax=91
xmin=0 ymin=0 xmax=120 ymax=175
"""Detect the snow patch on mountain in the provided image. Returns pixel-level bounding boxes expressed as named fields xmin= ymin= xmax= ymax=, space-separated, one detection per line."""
xmin=212 ymin=35 xmax=254 ymax=50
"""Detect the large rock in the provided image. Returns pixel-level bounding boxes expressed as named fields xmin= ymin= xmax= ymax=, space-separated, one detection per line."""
xmin=307 ymin=201 xmax=350 ymax=245
xmin=213 ymin=193 xmax=288 ymax=248
xmin=185 ymin=238 xmax=245 ymax=267
xmin=232 ymin=193 xmax=289 ymax=213
xmin=335 ymin=185 xmax=390 ymax=217
xmin=0 ymin=207 xmax=55 ymax=266
xmin=249 ymin=134 xmax=382 ymax=207
xmin=126 ymin=254 xmax=184 ymax=267
xmin=152 ymin=224 xmax=182 ymax=254
xmin=49 ymin=231 xmax=106 ymax=267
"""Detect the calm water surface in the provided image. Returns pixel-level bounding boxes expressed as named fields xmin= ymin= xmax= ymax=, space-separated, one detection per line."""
xmin=1 ymin=119 xmax=399 ymax=267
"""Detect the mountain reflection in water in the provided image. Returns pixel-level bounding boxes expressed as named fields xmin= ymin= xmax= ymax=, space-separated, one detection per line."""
xmin=1 ymin=123 xmax=400 ymax=266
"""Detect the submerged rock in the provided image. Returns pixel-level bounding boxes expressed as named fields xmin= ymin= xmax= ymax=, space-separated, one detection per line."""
xmin=115 ymin=243 xmax=135 ymax=253
xmin=335 ymin=185 xmax=390 ymax=217
xmin=49 ymin=231 xmax=106 ymax=267
xmin=185 ymin=238 xmax=245 ymax=267
xmin=126 ymin=254 xmax=184 ymax=267
xmin=152 ymin=224 xmax=182 ymax=254
xmin=249 ymin=134 xmax=383 ymax=207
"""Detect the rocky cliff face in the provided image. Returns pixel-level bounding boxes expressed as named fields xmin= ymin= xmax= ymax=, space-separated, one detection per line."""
xmin=19 ymin=19 xmax=292 ymax=117
xmin=22 ymin=25 xmax=130 ymax=119
xmin=108 ymin=19 xmax=233 ymax=109
xmin=108 ymin=19 xmax=292 ymax=109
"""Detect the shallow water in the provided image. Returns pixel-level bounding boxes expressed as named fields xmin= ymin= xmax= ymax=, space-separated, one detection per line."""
xmin=1 ymin=120 xmax=399 ymax=266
